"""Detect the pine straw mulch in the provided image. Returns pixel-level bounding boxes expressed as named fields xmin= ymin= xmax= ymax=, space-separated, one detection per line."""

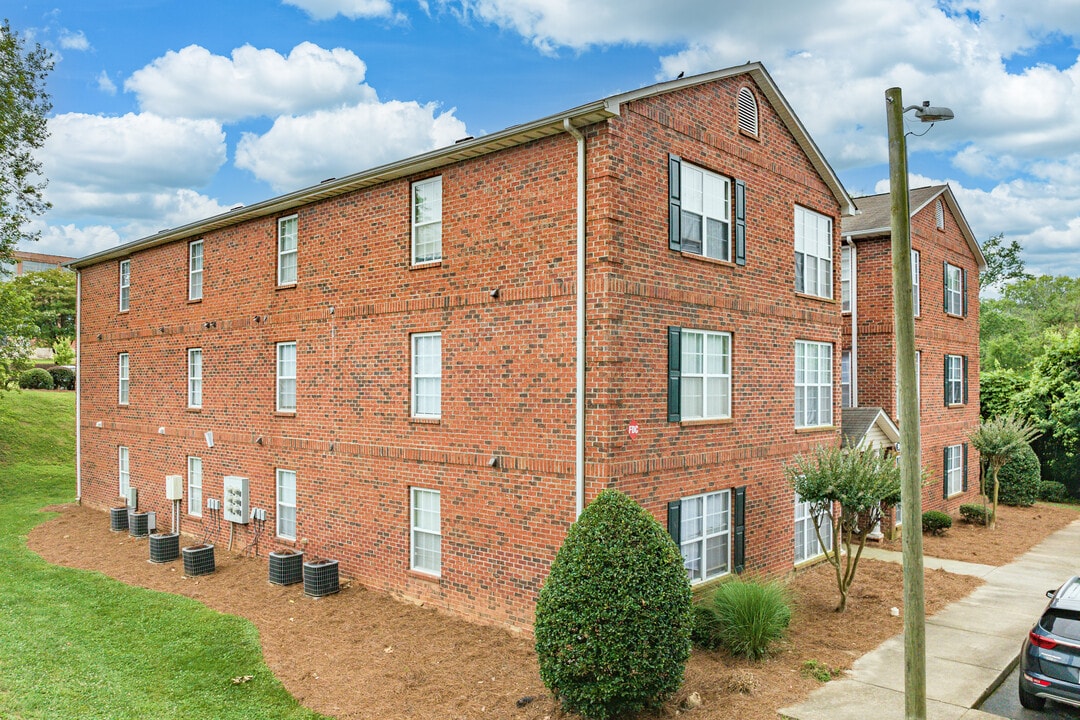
xmin=26 ymin=502 xmax=1076 ymax=720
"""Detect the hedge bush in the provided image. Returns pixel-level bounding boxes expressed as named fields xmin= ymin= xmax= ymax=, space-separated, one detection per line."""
xmin=709 ymin=578 xmax=792 ymax=660
xmin=959 ymin=504 xmax=993 ymax=525
xmin=690 ymin=603 xmax=724 ymax=650
xmin=921 ymin=510 xmax=952 ymax=535
xmin=47 ymin=366 xmax=75 ymax=391
xmin=534 ymin=489 xmax=692 ymax=720
xmin=18 ymin=368 xmax=54 ymax=390
xmin=996 ymin=443 xmax=1042 ymax=507
xmin=1039 ymin=481 xmax=1072 ymax=504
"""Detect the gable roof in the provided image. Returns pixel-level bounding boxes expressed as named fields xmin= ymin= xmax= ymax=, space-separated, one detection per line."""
xmin=841 ymin=184 xmax=986 ymax=270
xmin=69 ymin=62 xmax=853 ymax=270
xmin=841 ymin=406 xmax=900 ymax=450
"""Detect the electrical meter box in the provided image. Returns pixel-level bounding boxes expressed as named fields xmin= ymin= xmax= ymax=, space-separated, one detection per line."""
xmin=165 ymin=475 xmax=183 ymax=501
xmin=222 ymin=475 xmax=250 ymax=524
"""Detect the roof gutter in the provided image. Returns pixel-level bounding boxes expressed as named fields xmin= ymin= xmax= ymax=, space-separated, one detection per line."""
xmin=563 ymin=117 xmax=587 ymax=519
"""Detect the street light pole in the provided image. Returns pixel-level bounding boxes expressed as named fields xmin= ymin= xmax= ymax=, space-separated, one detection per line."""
xmin=887 ymin=85 xmax=926 ymax=720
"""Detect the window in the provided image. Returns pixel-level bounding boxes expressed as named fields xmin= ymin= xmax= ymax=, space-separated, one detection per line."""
xmin=840 ymin=246 xmax=851 ymax=312
xmin=911 ymin=249 xmax=921 ymax=317
xmin=841 ymin=351 xmax=852 ymax=409
xmin=794 ymin=206 xmax=833 ymax=299
xmin=411 ymin=332 xmax=441 ymax=418
xmin=897 ymin=351 xmax=921 ymax=420
xmin=276 ymin=469 xmax=296 ymax=539
xmin=795 ymin=494 xmax=833 ymax=564
xmin=680 ymin=329 xmax=731 ymax=420
xmin=118 ymin=446 xmax=130 ymax=498
xmin=944 ymin=262 xmax=965 ymax=316
xmin=944 ymin=444 xmax=964 ymax=497
xmin=679 ymin=490 xmax=731 ymax=583
xmin=277 ymin=215 xmax=298 ymax=285
xmin=935 ymin=199 xmax=945 ymax=230
xmin=679 ymin=162 xmax=732 ymax=261
xmin=22 ymin=260 xmax=55 ymax=273
xmin=795 ymin=341 xmax=833 ymax=428
xmin=118 ymin=353 xmax=129 ymax=405
xmin=189 ymin=240 xmax=203 ymax=301
xmin=410 ymin=487 xmax=441 ymax=575
xmin=412 ymin=177 xmax=442 ymax=264
xmin=736 ymin=87 xmax=759 ymax=136
xmin=945 ymin=354 xmax=966 ymax=406
xmin=119 ymin=259 xmax=130 ymax=311
xmin=187 ymin=348 xmax=202 ymax=409
xmin=276 ymin=342 xmax=296 ymax=412
xmin=187 ymin=457 xmax=202 ymax=516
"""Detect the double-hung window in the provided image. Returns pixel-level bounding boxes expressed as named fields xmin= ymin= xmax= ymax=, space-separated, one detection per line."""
xmin=945 ymin=354 xmax=965 ymax=406
xmin=119 ymin=259 xmax=130 ymax=311
xmin=840 ymin=351 xmax=852 ymax=409
xmin=794 ymin=206 xmax=833 ymax=299
xmin=911 ymin=249 xmax=921 ymax=316
xmin=118 ymin=353 xmax=130 ymax=405
xmin=276 ymin=469 xmax=296 ymax=539
xmin=944 ymin=445 xmax=964 ymax=497
xmin=412 ymin=177 xmax=443 ymax=264
xmin=189 ymin=240 xmax=204 ymax=301
xmin=187 ymin=457 xmax=202 ymax=516
xmin=795 ymin=341 xmax=833 ymax=428
xmin=187 ymin=348 xmax=202 ymax=409
xmin=794 ymin=494 xmax=832 ymax=564
xmin=680 ymin=330 xmax=731 ymax=420
xmin=679 ymin=490 xmax=731 ymax=583
xmin=679 ymin=162 xmax=731 ymax=261
xmin=118 ymin=446 xmax=130 ymax=498
xmin=840 ymin=246 xmax=851 ymax=312
xmin=411 ymin=332 xmax=441 ymax=418
xmin=276 ymin=342 xmax=296 ymax=412
xmin=278 ymin=215 xmax=298 ymax=285
xmin=944 ymin=262 xmax=964 ymax=315
xmin=410 ymin=487 xmax=441 ymax=575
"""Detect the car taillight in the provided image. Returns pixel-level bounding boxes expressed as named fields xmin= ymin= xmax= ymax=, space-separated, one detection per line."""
xmin=1030 ymin=631 xmax=1058 ymax=650
xmin=1025 ymin=673 xmax=1052 ymax=687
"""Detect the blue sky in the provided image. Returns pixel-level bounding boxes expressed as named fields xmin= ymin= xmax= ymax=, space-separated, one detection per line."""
xmin=8 ymin=0 xmax=1080 ymax=279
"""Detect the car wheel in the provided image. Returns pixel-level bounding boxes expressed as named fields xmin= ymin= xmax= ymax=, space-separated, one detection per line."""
xmin=1018 ymin=683 xmax=1046 ymax=710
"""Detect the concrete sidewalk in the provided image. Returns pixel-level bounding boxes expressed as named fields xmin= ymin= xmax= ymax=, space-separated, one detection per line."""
xmin=780 ymin=519 xmax=1080 ymax=720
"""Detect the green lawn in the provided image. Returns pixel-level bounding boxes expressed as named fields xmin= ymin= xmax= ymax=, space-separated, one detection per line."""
xmin=0 ymin=391 xmax=327 ymax=720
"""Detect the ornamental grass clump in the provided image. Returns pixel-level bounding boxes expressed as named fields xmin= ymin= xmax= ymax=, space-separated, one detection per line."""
xmin=534 ymin=489 xmax=692 ymax=720
xmin=709 ymin=578 xmax=792 ymax=660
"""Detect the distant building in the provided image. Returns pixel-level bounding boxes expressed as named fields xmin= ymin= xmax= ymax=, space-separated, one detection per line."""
xmin=1 ymin=250 xmax=75 ymax=280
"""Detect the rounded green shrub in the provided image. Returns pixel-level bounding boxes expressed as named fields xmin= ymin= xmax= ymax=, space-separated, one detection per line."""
xmin=534 ymin=489 xmax=692 ymax=720
xmin=18 ymin=368 xmax=54 ymax=390
xmin=921 ymin=510 xmax=952 ymax=535
xmin=47 ymin=366 xmax=75 ymax=391
xmin=690 ymin=604 xmax=724 ymax=650
xmin=996 ymin=443 xmax=1041 ymax=507
xmin=710 ymin=577 xmax=792 ymax=660
xmin=1039 ymin=480 xmax=1072 ymax=504
xmin=959 ymin=504 xmax=993 ymax=524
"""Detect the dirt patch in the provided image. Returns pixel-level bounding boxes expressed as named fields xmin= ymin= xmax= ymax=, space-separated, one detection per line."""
xmin=36 ymin=504 xmax=1069 ymax=720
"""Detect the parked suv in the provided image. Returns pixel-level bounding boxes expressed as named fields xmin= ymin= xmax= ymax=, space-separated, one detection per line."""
xmin=1020 ymin=575 xmax=1080 ymax=710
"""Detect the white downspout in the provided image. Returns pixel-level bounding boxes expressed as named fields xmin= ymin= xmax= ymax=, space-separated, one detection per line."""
xmin=563 ymin=118 xmax=586 ymax=518
xmin=849 ymin=241 xmax=858 ymax=407
xmin=75 ymin=269 xmax=82 ymax=502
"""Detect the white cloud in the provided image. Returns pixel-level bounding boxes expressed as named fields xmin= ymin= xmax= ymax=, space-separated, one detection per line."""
xmin=125 ymin=42 xmax=378 ymax=122
xmin=58 ymin=29 xmax=90 ymax=51
xmin=235 ymin=100 xmax=467 ymax=192
xmin=282 ymin=0 xmax=399 ymax=20
xmin=96 ymin=71 xmax=117 ymax=96
xmin=26 ymin=222 xmax=122 ymax=259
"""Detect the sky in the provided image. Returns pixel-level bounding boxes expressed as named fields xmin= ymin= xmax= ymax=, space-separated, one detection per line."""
xmin=7 ymin=0 xmax=1080 ymax=278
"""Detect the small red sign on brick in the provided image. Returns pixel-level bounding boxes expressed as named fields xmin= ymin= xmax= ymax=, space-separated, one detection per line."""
xmin=628 ymin=420 xmax=640 ymax=439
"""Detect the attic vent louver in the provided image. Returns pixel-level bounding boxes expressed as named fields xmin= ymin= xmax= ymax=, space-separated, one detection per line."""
xmin=737 ymin=87 xmax=758 ymax=136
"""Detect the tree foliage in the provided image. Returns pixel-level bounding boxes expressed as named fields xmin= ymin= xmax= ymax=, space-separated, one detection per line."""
xmin=1017 ymin=328 xmax=1080 ymax=488
xmin=10 ymin=268 xmax=75 ymax=343
xmin=787 ymin=445 xmax=901 ymax=612
xmin=980 ymin=275 xmax=1080 ymax=371
xmin=979 ymin=233 xmax=1032 ymax=296
xmin=968 ymin=414 xmax=1040 ymax=529
xmin=0 ymin=281 xmax=35 ymax=390
xmin=0 ymin=20 xmax=53 ymax=256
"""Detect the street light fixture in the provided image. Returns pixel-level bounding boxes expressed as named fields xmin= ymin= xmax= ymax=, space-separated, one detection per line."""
xmin=886 ymin=87 xmax=954 ymax=720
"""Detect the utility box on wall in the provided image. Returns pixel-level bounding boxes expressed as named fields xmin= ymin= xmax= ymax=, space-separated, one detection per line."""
xmin=165 ymin=475 xmax=183 ymax=501
xmin=222 ymin=475 xmax=249 ymax=524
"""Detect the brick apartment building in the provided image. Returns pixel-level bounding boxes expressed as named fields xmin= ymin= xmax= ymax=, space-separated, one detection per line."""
xmin=70 ymin=64 xmax=976 ymax=629
xmin=1 ymin=250 xmax=75 ymax=279
xmin=841 ymin=185 xmax=985 ymax=532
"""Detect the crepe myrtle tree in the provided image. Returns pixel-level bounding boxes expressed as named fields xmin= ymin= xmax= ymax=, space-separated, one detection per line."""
xmin=787 ymin=444 xmax=901 ymax=612
xmin=969 ymin=414 xmax=1040 ymax=530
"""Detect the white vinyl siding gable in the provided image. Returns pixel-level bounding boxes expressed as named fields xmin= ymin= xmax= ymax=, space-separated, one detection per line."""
xmin=276 ymin=342 xmax=296 ymax=412
xmin=187 ymin=348 xmax=202 ymax=409
xmin=412 ymin=177 xmax=442 ymax=264
xmin=794 ymin=206 xmax=833 ymax=299
xmin=411 ymin=488 xmax=441 ymax=575
xmin=276 ymin=469 xmax=296 ymax=539
xmin=277 ymin=215 xmax=298 ymax=286
xmin=187 ymin=457 xmax=202 ymax=516
xmin=680 ymin=330 xmax=731 ymax=420
xmin=189 ymin=240 xmax=203 ymax=300
xmin=795 ymin=341 xmax=833 ymax=428
xmin=680 ymin=490 xmax=731 ymax=584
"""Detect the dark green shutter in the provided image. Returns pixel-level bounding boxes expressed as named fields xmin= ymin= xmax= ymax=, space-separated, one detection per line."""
xmin=943 ymin=355 xmax=949 ymax=407
xmin=962 ymin=355 xmax=969 ymax=405
xmin=961 ymin=269 xmax=968 ymax=317
xmin=667 ymin=500 xmax=681 ymax=545
xmin=669 ymin=155 xmax=682 ymax=251
xmin=733 ymin=486 xmax=746 ymax=573
xmin=668 ymin=327 xmax=681 ymax=422
xmin=962 ymin=443 xmax=969 ymax=492
xmin=943 ymin=446 xmax=949 ymax=499
xmin=943 ymin=261 xmax=949 ymax=312
xmin=734 ymin=179 xmax=747 ymax=265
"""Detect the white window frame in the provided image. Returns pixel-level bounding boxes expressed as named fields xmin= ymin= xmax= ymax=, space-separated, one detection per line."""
xmin=411 ymin=332 xmax=442 ymax=419
xmin=840 ymin=245 xmax=851 ymax=313
xmin=277 ymin=215 xmax=298 ymax=286
xmin=187 ymin=348 xmax=202 ymax=409
xmin=945 ymin=354 xmax=963 ymax=405
xmin=945 ymin=445 xmax=963 ymax=496
xmin=276 ymin=341 xmax=296 ymax=413
xmin=794 ymin=206 xmax=833 ymax=299
xmin=410 ymin=487 xmax=442 ymax=576
xmin=118 ymin=446 xmax=130 ymax=499
xmin=119 ymin=259 xmax=130 ymax=311
xmin=679 ymin=329 xmax=732 ymax=420
xmin=795 ymin=494 xmax=833 ymax=564
xmin=679 ymin=161 xmax=732 ymax=262
xmin=189 ymin=240 xmax=204 ymax=301
xmin=841 ymin=350 xmax=852 ymax=409
xmin=187 ymin=456 xmax=202 ymax=516
xmin=276 ymin=468 xmax=297 ymax=540
xmin=945 ymin=262 xmax=963 ymax=315
xmin=118 ymin=353 xmax=129 ymax=405
xmin=795 ymin=341 xmax=833 ymax=428
xmin=911 ymin=249 xmax=921 ymax=317
xmin=680 ymin=489 xmax=731 ymax=584
xmin=411 ymin=177 xmax=443 ymax=265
